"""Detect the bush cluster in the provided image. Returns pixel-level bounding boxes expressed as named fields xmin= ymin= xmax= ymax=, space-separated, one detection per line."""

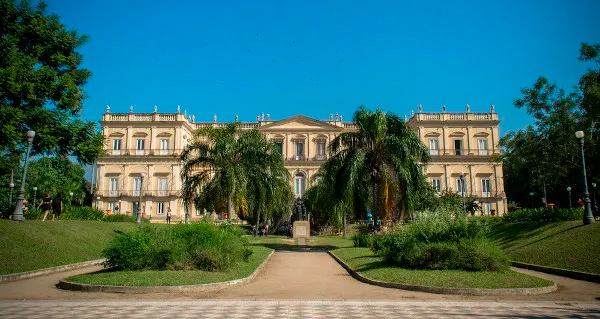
xmin=103 ymin=222 xmax=252 ymax=271
xmin=372 ymin=209 xmax=508 ymax=271
xmin=352 ymin=233 xmax=373 ymax=248
xmin=102 ymin=214 xmax=149 ymax=223
xmin=502 ymin=207 xmax=584 ymax=222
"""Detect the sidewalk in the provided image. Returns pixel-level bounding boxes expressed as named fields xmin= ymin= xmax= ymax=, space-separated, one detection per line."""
xmin=2 ymin=251 xmax=600 ymax=302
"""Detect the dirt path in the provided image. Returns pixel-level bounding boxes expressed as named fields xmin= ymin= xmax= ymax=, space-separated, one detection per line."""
xmin=1 ymin=251 xmax=600 ymax=301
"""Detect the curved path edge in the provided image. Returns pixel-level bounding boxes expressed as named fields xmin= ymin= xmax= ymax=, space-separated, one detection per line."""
xmin=327 ymin=251 xmax=557 ymax=296
xmin=511 ymin=261 xmax=600 ymax=284
xmin=57 ymin=250 xmax=274 ymax=293
xmin=0 ymin=259 xmax=105 ymax=283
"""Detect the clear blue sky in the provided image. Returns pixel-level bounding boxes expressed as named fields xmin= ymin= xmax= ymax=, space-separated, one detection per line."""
xmin=48 ymin=0 xmax=600 ymax=135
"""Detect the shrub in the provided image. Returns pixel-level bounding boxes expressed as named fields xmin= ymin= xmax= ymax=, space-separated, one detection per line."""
xmin=352 ymin=233 xmax=373 ymax=248
xmin=61 ymin=206 xmax=105 ymax=220
xmin=102 ymin=214 xmax=150 ymax=223
xmin=103 ymin=222 xmax=252 ymax=271
xmin=502 ymin=207 xmax=584 ymax=222
xmin=372 ymin=209 xmax=509 ymax=271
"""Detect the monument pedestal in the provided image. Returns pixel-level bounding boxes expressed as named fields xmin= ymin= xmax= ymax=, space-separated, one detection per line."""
xmin=293 ymin=221 xmax=310 ymax=239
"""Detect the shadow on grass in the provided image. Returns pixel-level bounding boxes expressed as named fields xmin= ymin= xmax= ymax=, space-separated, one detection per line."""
xmin=252 ymin=243 xmax=339 ymax=252
xmin=488 ymin=222 xmax=582 ymax=251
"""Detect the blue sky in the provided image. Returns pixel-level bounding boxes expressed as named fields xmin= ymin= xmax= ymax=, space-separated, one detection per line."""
xmin=48 ymin=0 xmax=600 ymax=135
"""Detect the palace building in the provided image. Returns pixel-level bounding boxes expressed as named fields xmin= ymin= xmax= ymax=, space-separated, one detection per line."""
xmin=95 ymin=104 xmax=506 ymax=221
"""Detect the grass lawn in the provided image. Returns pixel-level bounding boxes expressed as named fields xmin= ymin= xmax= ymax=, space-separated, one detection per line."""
xmin=332 ymin=247 xmax=553 ymax=289
xmin=65 ymin=245 xmax=272 ymax=286
xmin=0 ymin=220 xmax=144 ymax=275
xmin=249 ymin=234 xmax=353 ymax=250
xmin=488 ymin=221 xmax=600 ymax=274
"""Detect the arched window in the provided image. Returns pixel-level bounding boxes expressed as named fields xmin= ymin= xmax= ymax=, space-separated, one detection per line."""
xmin=294 ymin=172 xmax=306 ymax=197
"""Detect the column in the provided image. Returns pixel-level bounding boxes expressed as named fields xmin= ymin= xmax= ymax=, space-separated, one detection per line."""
xmin=125 ymin=126 xmax=132 ymax=154
xmin=468 ymin=165 xmax=474 ymax=197
xmin=150 ymin=126 xmax=155 ymax=154
xmin=467 ymin=127 xmax=472 ymax=154
xmin=443 ymin=165 xmax=449 ymax=191
xmin=442 ymin=126 xmax=448 ymax=155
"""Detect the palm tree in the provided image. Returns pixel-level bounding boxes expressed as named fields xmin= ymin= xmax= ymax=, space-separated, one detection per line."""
xmin=180 ymin=123 xmax=292 ymax=226
xmin=328 ymin=106 xmax=430 ymax=222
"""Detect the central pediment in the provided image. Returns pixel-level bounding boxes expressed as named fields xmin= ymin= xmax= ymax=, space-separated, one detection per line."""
xmin=259 ymin=115 xmax=342 ymax=131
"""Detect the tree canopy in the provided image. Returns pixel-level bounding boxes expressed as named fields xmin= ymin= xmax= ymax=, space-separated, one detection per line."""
xmin=180 ymin=123 xmax=293 ymax=227
xmin=306 ymin=106 xmax=430 ymax=226
xmin=500 ymin=43 xmax=600 ymax=208
xmin=0 ymin=0 xmax=103 ymax=173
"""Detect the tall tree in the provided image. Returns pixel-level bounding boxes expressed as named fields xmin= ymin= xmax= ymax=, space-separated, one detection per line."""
xmin=180 ymin=123 xmax=292 ymax=225
xmin=0 ymin=0 xmax=103 ymax=175
xmin=500 ymin=43 xmax=600 ymax=208
xmin=326 ymin=106 xmax=430 ymax=223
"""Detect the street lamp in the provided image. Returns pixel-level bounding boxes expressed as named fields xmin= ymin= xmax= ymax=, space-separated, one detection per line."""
xmin=12 ymin=130 xmax=35 ymax=221
xmin=575 ymin=131 xmax=594 ymax=224
xmin=529 ymin=191 xmax=535 ymax=208
xmin=118 ymin=199 xmax=122 ymax=215
xmin=460 ymin=172 xmax=466 ymax=215
xmin=9 ymin=182 xmax=15 ymax=204
xmin=33 ymin=187 xmax=37 ymax=208
xmin=69 ymin=192 xmax=73 ymax=207
xmin=567 ymin=187 xmax=572 ymax=208
xmin=137 ymin=173 xmax=144 ymax=224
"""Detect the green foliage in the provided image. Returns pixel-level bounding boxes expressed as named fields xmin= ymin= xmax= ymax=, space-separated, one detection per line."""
xmin=372 ymin=209 xmax=508 ymax=271
xmin=103 ymin=222 xmax=252 ymax=271
xmin=352 ymin=233 xmax=373 ymax=248
xmin=102 ymin=214 xmax=149 ymax=223
xmin=502 ymin=207 xmax=584 ymax=222
xmin=501 ymin=42 xmax=600 ymax=208
xmin=180 ymin=123 xmax=293 ymax=232
xmin=0 ymin=0 xmax=104 ymax=166
xmin=26 ymin=157 xmax=87 ymax=204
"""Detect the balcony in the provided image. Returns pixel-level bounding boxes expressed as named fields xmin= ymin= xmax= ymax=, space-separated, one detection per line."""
xmin=410 ymin=112 xmax=499 ymax=123
xmin=291 ymin=155 xmax=305 ymax=161
xmin=104 ymin=149 xmax=183 ymax=156
xmin=108 ymin=190 xmax=119 ymax=197
xmin=313 ymin=155 xmax=327 ymax=161
xmin=428 ymin=148 xmax=497 ymax=156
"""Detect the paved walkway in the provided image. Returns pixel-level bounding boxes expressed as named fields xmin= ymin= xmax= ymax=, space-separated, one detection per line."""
xmin=1 ymin=251 xmax=600 ymax=301
xmin=1 ymin=300 xmax=599 ymax=318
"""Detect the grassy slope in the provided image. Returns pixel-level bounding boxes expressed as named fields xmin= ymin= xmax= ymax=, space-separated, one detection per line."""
xmin=66 ymin=245 xmax=272 ymax=286
xmin=332 ymin=247 xmax=552 ymax=289
xmin=488 ymin=221 xmax=600 ymax=274
xmin=0 ymin=220 xmax=140 ymax=275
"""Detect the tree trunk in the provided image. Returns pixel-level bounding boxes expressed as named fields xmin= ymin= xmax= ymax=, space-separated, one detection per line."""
xmin=343 ymin=206 xmax=347 ymax=237
xmin=254 ymin=206 xmax=261 ymax=237
xmin=227 ymin=192 xmax=233 ymax=220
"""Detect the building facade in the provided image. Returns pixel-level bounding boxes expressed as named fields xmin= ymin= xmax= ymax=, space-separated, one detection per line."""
xmin=95 ymin=105 xmax=506 ymax=221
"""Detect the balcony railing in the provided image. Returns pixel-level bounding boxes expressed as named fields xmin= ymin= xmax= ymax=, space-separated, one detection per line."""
xmin=411 ymin=112 xmax=498 ymax=122
xmin=106 ymin=149 xmax=184 ymax=156
xmin=428 ymin=148 xmax=496 ymax=156
xmin=313 ymin=155 xmax=327 ymax=161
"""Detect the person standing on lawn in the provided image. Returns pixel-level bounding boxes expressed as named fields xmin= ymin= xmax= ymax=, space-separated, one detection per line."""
xmin=52 ymin=194 xmax=63 ymax=221
xmin=38 ymin=194 xmax=52 ymax=221
xmin=166 ymin=207 xmax=172 ymax=224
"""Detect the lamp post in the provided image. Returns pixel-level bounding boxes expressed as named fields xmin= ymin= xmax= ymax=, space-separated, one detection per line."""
xmin=137 ymin=173 xmax=144 ymax=224
xmin=33 ymin=187 xmax=37 ymax=208
xmin=12 ymin=130 xmax=35 ymax=221
xmin=9 ymin=182 xmax=15 ymax=204
xmin=575 ymin=131 xmax=594 ymax=224
xmin=69 ymin=192 xmax=73 ymax=207
xmin=460 ymin=172 xmax=466 ymax=215
xmin=592 ymin=183 xmax=598 ymax=218
xmin=567 ymin=187 xmax=572 ymax=208
xmin=118 ymin=199 xmax=122 ymax=215
xmin=529 ymin=192 xmax=535 ymax=208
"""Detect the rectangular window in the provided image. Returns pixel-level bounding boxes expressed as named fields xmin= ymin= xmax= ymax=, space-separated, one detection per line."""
xmin=294 ymin=176 xmax=306 ymax=197
xmin=160 ymin=139 xmax=169 ymax=155
xmin=454 ymin=139 xmax=464 ymax=155
xmin=112 ymin=139 xmax=121 ymax=155
xmin=456 ymin=177 xmax=466 ymax=194
xmin=478 ymin=139 xmax=489 ymax=155
xmin=275 ymin=142 xmax=283 ymax=156
xmin=431 ymin=178 xmax=441 ymax=192
xmin=483 ymin=203 xmax=492 ymax=216
xmin=133 ymin=177 xmax=142 ymax=196
xmin=196 ymin=208 xmax=202 ymax=216
xmin=157 ymin=202 xmax=165 ymax=215
xmin=136 ymin=139 xmax=145 ymax=155
xmin=158 ymin=178 xmax=168 ymax=196
xmin=429 ymin=139 xmax=439 ymax=155
xmin=317 ymin=141 xmax=326 ymax=157
xmin=481 ymin=178 xmax=491 ymax=197
xmin=295 ymin=142 xmax=304 ymax=160
xmin=107 ymin=201 xmax=115 ymax=212
xmin=109 ymin=177 xmax=119 ymax=196
xmin=131 ymin=201 xmax=139 ymax=215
